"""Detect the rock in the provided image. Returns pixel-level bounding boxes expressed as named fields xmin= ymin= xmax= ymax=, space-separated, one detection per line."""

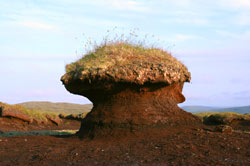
xmin=204 ymin=115 xmax=225 ymax=125
xmin=32 ymin=118 xmax=44 ymax=125
xmin=59 ymin=113 xmax=67 ymax=119
xmin=46 ymin=114 xmax=62 ymax=126
xmin=61 ymin=43 xmax=201 ymax=138
xmin=0 ymin=106 xmax=32 ymax=123
xmin=215 ymin=125 xmax=233 ymax=134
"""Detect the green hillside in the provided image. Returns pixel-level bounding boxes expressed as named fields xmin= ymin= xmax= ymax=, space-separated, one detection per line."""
xmin=19 ymin=101 xmax=92 ymax=114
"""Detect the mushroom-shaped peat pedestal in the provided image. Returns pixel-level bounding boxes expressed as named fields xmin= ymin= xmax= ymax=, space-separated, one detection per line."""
xmin=61 ymin=43 xmax=201 ymax=138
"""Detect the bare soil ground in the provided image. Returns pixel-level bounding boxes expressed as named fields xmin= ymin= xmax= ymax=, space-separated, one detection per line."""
xmin=0 ymin=123 xmax=250 ymax=166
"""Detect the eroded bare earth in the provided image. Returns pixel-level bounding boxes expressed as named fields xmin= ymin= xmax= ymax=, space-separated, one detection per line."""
xmin=0 ymin=125 xmax=250 ymax=166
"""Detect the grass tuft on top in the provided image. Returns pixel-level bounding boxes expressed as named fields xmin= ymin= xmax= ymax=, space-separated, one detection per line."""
xmin=66 ymin=42 xmax=176 ymax=73
xmin=63 ymin=33 xmax=191 ymax=85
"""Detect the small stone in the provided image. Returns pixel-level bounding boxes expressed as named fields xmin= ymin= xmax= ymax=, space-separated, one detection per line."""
xmin=215 ymin=125 xmax=233 ymax=134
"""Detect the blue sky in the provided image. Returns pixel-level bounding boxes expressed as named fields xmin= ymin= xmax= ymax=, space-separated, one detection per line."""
xmin=0 ymin=0 xmax=250 ymax=107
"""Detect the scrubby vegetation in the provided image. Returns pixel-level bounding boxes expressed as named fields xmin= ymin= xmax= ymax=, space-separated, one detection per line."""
xmin=194 ymin=112 xmax=250 ymax=125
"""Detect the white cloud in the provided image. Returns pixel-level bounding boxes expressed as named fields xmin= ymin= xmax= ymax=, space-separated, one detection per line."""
xmin=175 ymin=34 xmax=195 ymax=41
xmin=162 ymin=17 xmax=209 ymax=26
xmin=170 ymin=0 xmax=193 ymax=7
xmin=216 ymin=0 xmax=250 ymax=26
xmin=216 ymin=30 xmax=250 ymax=40
xmin=99 ymin=0 xmax=149 ymax=12
xmin=5 ymin=13 xmax=59 ymax=31
xmin=71 ymin=17 xmax=125 ymax=28
xmin=15 ymin=20 xmax=58 ymax=30
xmin=215 ymin=30 xmax=240 ymax=38
xmin=220 ymin=0 xmax=250 ymax=9
xmin=234 ymin=12 xmax=250 ymax=26
xmin=170 ymin=34 xmax=197 ymax=42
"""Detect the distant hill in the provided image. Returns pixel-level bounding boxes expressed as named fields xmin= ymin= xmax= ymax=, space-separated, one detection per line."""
xmin=19 ymin=101 xmax=92 ymax=114
xmin=181 ymin=106 xmax=219 ymax=113
xmin=19 ymin=102 xmax=250 ymax=115
xmin=208 ymin=106 xmax=250 ymax=114
xmin=182 ymin=105 xmax=250 ymax=114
